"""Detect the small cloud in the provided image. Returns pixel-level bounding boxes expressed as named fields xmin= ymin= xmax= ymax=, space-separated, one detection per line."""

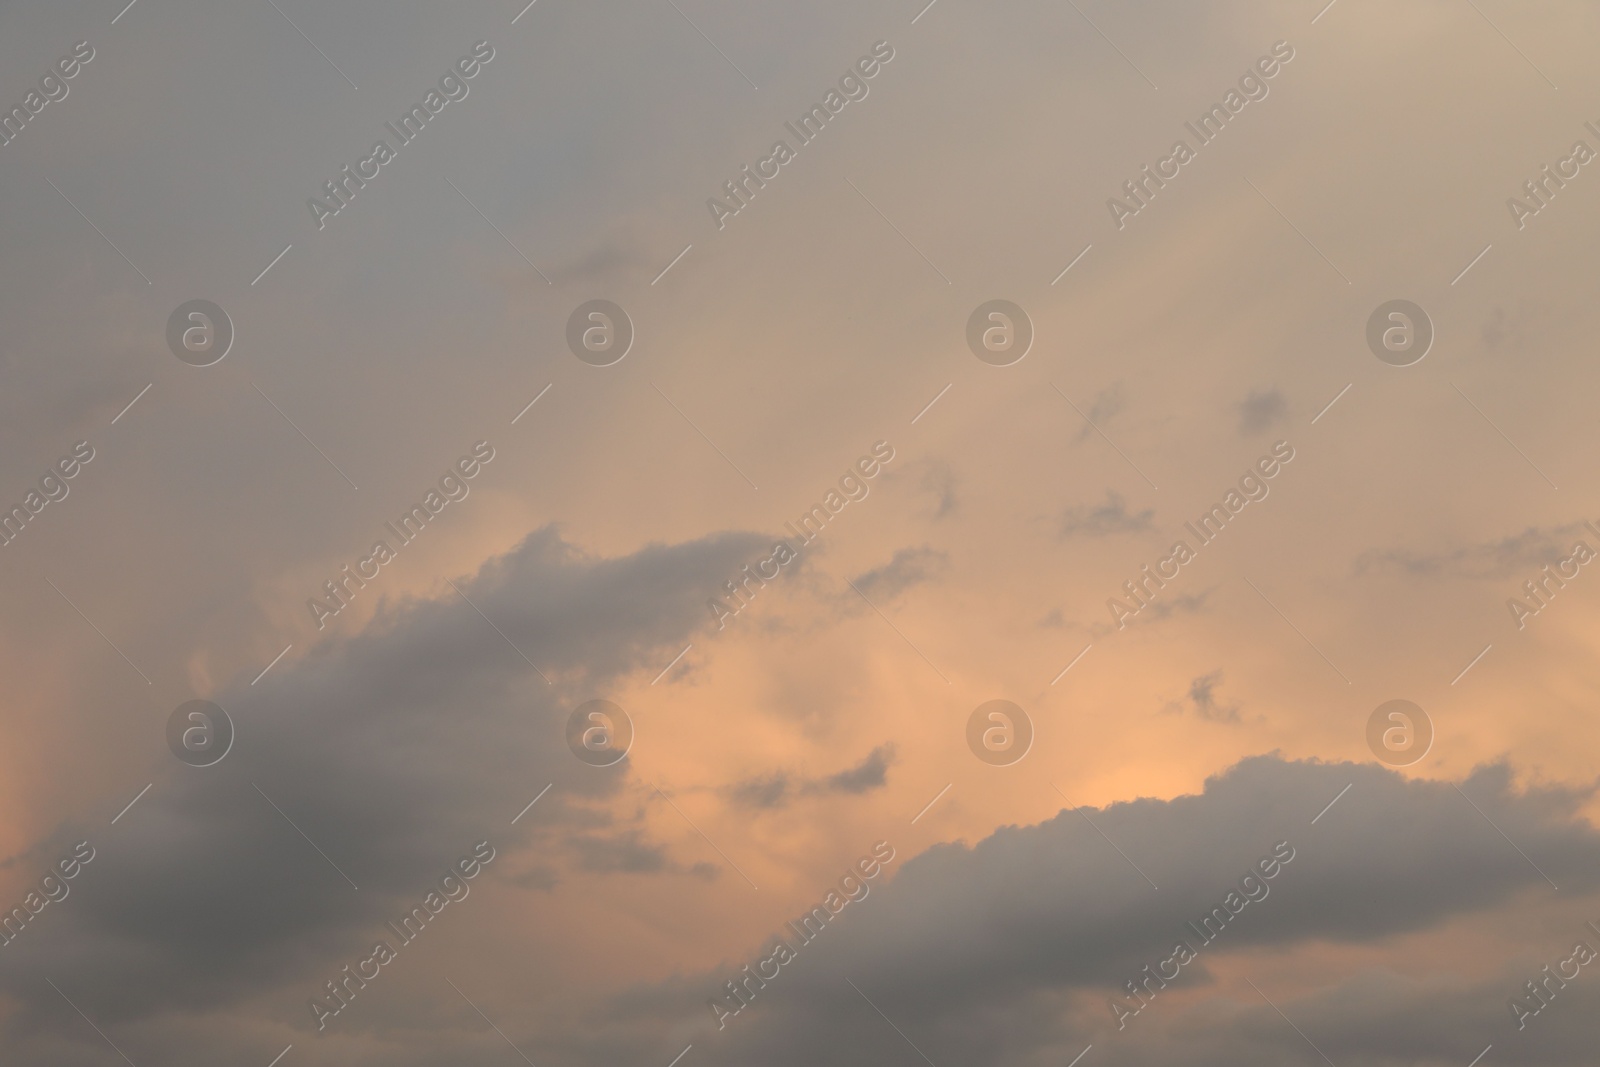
xmin=726 ymin=745 xmax=898 ymax=809
xmin=1175 ymin=671 xmax=1239 ymax=723
xmin=816 ymin=744 xmax=897 ymax=795
xmin=1056 ymin=491 xmax=1153 ymax=538
xmin=1087 ymin=589 xmax=1212 ymax=638
xmin=919 ymin=460 xmax=957 ymax=519
xmin=728 ymin=773 xmax=790 ymax=809
xmin=852 ymin=547 xmax=948 ymax=603
xmin=1237 ymin=388 xmax=1287 ymax=435
xmin=1481 ymin=304 xmax=1532 ymax=353
xmin=887 ymin=459 xmax=957 ymax=520
xmin=1355 ymin=525 xmax=1582 ymax=581
xmin=1145 ymin=589 xmax=1212 ymax=621
xmin=567 ymin=830 xmax=668 ymax=874
xmin=510 ymin=864 xmax=560 ymax=892
xmin=567 ymin=829 xmax=728 ymax=880
xmin=1071 ymin=384 xmax=1125 ymax=445
xmin=1482 ymin=306 xmax=1508 ymax=349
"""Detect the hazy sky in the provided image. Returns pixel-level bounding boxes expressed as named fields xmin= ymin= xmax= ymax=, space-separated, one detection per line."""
xmin=2 ymin=0 xmax=1599 ymax=1064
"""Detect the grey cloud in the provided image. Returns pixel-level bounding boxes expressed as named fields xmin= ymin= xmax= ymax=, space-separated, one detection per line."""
xmin=1071 ymin=384 xmax=1126 ymax=445
xmin=916 ymin=460 xmax=957 ymax=520
xmin=1356 ymin=525 xmax=1588 ymax=580
xmin=1056 ymin=490 xmax=1154 ymax=538
xmin=814 ymin=744 xmax=895 ymax=795
xmin=0 ymin=0 xmax=1592 ymax=1064
xmin=1180 ymin=670 xmax=1239 ymax=723
xmin=0 ymin=524 xmax=766 ymax=1040
xmin=884 ymin=459 xmax=956 ymax=520
xmin=509 ymin=864 xmax=560 ymax=892
xmin=581 ymin=756 xmax=1600 ymax=1067
xmin=1086 ymin=588 xmax=1211 ymax=637
xmin=568 ymin=829 xmax=720 ymax=880
xmin=849 ymin=548 xmax=947 ymax=604
xmin=1481 ymin=303 xmax=1536 ymax=354
xmin=726 ymin=745 xmax=898 ymax=810
xmin=1145 ymin=589 xmax=1212 ymax=621
xmin=728 ymin=773 xmax=792 ymax=810
xmin=1236 ymin=388 xmax=1286 ymax=435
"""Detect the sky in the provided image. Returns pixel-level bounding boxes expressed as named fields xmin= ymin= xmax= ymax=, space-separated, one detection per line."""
xmin=1 ymin=0 xmax=1599 ymax=1064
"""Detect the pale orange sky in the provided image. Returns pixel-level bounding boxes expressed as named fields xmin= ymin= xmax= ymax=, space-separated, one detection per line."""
xmin=1 ymin=0 xmax=1599 ymax=1064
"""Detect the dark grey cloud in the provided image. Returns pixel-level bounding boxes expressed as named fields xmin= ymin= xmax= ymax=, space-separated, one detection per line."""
xmin=578 ymin=755 xmax=1600 ymax=1067
xmin=0 ymin=523 xmax=765 ymax=1054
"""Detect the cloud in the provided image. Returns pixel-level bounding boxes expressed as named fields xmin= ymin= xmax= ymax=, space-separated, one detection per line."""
xmin=915 ymin=460 xmax=957 ymax=520
xmin=726 ymin=745 xmax=898 ymax=810
xmin=1356 ymin=525 xmax=1585 ymax=580
xmin=1236 ymin=388 xmax=1287 ymax=435
xmin=885 ymin=459 xmax=957 ymax=521
xmin=1144 ymin=589 xmax=1212 ymax=621
xmin=1070 ymin=385 xmax=1126 ymax=445
xmin=728 ymin=773 xmax=792 ymax=810
xmin=0 ymin=524 xmax=766 ymax=1035
xmin=567 ymin=829 xmax=720 ymax=880
xmin=815 ymin=744 xmax=896 ymax=795
xmin=849 ymin=548 xmax=948 ymax=604
xmin=578 ymin=755 xmax=1600 ymax=1067
xmin=1087 ymin=589 xmax=1212 ymax=637
xmin=1164 ymin=670 xmax=1239 ymax=723
xmin=1056 ymin=491 xmax=1154 ymax=538
xmin=1480 ymin=303 xmax=1535 ymax=354
xmin=1187 ymin=671 xmax=1238 ymax=722
xmin=2 ymin=0 xmax=1596 ymax=1064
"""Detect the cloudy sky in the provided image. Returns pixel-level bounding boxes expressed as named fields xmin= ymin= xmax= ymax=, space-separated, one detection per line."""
xmin=2 ymin=0 xmax=1599 ymax=1063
